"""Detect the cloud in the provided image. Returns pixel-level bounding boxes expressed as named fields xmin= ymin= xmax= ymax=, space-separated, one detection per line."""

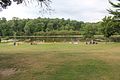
xmin=0 ymin=0 xmax=111 ymax=22
xmin=47 ymin=0 xmax=111 ymax=22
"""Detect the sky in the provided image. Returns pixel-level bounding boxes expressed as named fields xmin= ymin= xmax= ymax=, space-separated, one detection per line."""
xmin=0 ymin=0 xmax=113 ymax=22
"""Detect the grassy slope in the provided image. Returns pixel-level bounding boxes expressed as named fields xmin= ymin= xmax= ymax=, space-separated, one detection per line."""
xmin=0 ymin=42 xmax=120 ymax=80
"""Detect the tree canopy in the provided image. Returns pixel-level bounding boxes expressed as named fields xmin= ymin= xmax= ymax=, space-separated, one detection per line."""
xmin=0 ymin=17 xmax=85 ymax=36
xmin=108 ymin=0 xmax=120 ymax=21
xmin=0 ymin=0 xmax=51 ymax=9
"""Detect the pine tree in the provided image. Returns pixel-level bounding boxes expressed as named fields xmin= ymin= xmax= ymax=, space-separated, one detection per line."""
xmin=0 ymin=0 xmax=51 ymax=9
xmin=108 ymin=0 xmax=120 ymax=21
xmin=108 ymin=0 xmax=120 ymax=34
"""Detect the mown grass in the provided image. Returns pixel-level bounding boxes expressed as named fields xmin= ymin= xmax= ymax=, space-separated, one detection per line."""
xmin=0 ymin=42 xmax=120 ymax=80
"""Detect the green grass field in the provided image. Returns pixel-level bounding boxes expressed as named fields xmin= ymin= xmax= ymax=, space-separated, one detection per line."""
xmin=0 ymin=42 xmax=120 ymax=80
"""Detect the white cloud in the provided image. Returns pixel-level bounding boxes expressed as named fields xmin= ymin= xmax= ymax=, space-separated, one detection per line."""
xmin=0 ymin=0 xmax=111 ymax=22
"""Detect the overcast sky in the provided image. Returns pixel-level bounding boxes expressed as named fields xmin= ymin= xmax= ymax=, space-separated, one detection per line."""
xmin=0 ymin=0 xmax=112 ymax=22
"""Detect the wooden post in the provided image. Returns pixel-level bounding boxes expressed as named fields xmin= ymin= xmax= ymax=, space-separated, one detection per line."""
xmin=13 ymin=32 xmax=16 ymax=46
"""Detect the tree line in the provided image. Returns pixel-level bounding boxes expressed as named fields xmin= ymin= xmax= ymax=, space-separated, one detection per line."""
xmin=0 ymin=17 xmax=84 ymax=36
xmin=0 ymin=17 xmax=119 ymax=37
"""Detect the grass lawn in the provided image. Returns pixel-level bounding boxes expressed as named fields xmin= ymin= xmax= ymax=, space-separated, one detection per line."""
xmin=0 ymin=42 xmax=120 ymax=80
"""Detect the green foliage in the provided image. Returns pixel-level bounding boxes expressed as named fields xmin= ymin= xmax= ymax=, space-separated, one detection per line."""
xmin=107 ymin=0 xmax=120 ymax=36
xmin=101 ymin=16 xmax=120 ymax=39
xmin=108 ymin=0 xmax=120 ymax=20
xmin=83 ymin=23 xmax=97 ymax=39
xmin=0 ymin=17 xmax=84 ymax=36
xmin=0 ymin=17 xmax=118 ymax=37
xmin=101 ymin=16 xmax=115 ymax=38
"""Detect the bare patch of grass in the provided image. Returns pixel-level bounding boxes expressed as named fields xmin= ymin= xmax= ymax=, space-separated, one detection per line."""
xmin=0 ymin=69 xmax=16 ymax=77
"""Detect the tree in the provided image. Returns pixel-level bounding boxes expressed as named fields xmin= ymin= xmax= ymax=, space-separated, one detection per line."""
xmin=11 ymin=17 xmax=21 ymax=36
xmin=0 ymin=0 xmax=51 ymax=9
xmin=0 ymin=20 xmax=13 ymax=36
xmin=83 ymin=23 xmax=97 ymax=39
xmin=108 ymin=0 xmax=120 ymax=34
xmin=0 ymin=17 xmax=12 ymax=36
xmin=101 ymin=16 xmax=118 ymax=42
xmin=108 ymin=0 xmax=120 ymax=21
xmin=24 ymin=20 xmax=35 ymax=36
xmin=46 ymin=22 xmax=54 ymax=31
xmin=0 ymin=17 xmax=87 ymax=36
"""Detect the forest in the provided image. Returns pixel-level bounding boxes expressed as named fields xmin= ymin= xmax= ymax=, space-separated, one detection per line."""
xmin=0 ymin=16 xmax=119 ymax=37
